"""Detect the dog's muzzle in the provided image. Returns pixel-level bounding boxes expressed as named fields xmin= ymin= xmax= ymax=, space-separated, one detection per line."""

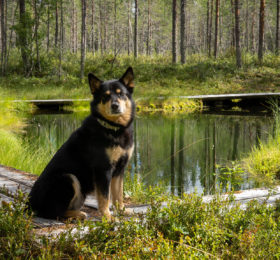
xmin=111 ymin=101 xmax=123 ymax=114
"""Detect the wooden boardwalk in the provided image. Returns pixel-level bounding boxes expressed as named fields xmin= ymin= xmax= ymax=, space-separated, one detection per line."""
xmin=4 ymin=92 xmax=280 ymax=109
xmin=1 ymin=164 xmax=280 ymax=237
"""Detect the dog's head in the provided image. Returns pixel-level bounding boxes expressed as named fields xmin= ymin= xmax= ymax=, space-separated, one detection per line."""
xmin=88 ymin=67 xmax=135 ymax=127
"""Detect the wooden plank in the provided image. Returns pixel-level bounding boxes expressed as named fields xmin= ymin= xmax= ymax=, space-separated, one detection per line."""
xmin=8 ymin=99 xmax=90 ymax=107
xmin=0 ymin=193 xmax=14 ymax=204
xmin=177 ymin=92 xmax=280 ymax=101
xmin=0 ymin=176 xmax=31 ymax=195
xmin=0 ymin=165 xmax=37 ymax=184
xmin=32 ymin=217 xmax=66 ymax=228
xmin=1 ymin=93 xmax=279 ymax=108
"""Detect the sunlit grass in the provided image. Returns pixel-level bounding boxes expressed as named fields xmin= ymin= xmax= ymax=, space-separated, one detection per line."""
xmin=244 ymin=137 xmax=280 ymax=186
xmin=244 ymin=100 xmax=280 ymax=186
xmin=2 ymin=52 xmax=280 ymax=102
xmin=0 ymin=128 xmax=51 ymax=175
xmin=0 ymin=101 xmax=50 ymax=175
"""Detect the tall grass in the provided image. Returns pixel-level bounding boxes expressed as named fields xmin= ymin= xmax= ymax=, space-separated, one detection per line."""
xmin=0 ymin=101 xmax=50 ymax=175
xmin=0 ymin=129 xmax=51 ymax=175
xmin=244 ymin=99 xmax=280 ymax=185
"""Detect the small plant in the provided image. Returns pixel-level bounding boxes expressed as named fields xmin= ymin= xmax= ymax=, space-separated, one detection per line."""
xmin=124 ymin=173 xmax=167 ymax=203
xmin=216 ymin=162 xmax=247 ymax=189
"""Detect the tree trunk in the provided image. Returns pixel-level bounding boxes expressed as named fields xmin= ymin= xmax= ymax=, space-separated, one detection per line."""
xmin=146 ymin=0 xmax=151 ymax=55
xmin=104 ymin=3 xmax=107 ymax=51
xmin=98 ymin=1 xmax=102 ymax=54
xmin=59 ymin=0 xmax=63 ymax=79
xmin=251 ymin=0 xmax=256 ymax=52
xmin=80 ymin=0 xmax=86 ymax=79
xmin=276 ymin=0 xmax=280 ymax=54
xmin=61 ymin=0 xmax=64 ymax=49
xmin=245 ymin=0 xmax=249 ymax=51
xmin=172 ymin=0 xmax=177 ymax=63
xmin=208 ymin=0 xmax=213 ymax=56
xmin=114 ymin=0 xmax=117 ymax=55
xmin=134 ymin=0 xmax=138 ymax=58
xmin=18 ymin=0 xmax=30 ymax=76
xmin=214 ymin=0 xmax=219 ymax=58
xmin=34 ymin=0 xmax=40 ymax=72
xmin=55 ymin=1 xmax=58 ymax=48
xmin=1 ymin=0 xmax=6 ymax=75
xmin=71 ymin=0 xmax=75 ymax=52
xmin=127 ymin=0 xmax=131 ymax=55
xmin=235 ymin=0 xmax=242 ymax=68
xmin=7 ymin=2 xmax=18 ymax=64
xmin=91 ymin=0 xmax=95 ymax=53
xmin=47 ymin=2 xmax=50 ymax=53
xmin=180 ymin=0 xmax=186 ymax=64
xmin=206 ymin=0 xmax=210 ymax=52
xmin=258 ymin=0 xmax=265 ymax=62
xmin=230 ymin=0 xmax=235 ymax=47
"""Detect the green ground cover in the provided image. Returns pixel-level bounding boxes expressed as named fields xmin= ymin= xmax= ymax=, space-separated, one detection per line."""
xmin=1 ymin=190 xmax=280 ymax=259
xmin=2 ymin=52 xmax=280 ymax=102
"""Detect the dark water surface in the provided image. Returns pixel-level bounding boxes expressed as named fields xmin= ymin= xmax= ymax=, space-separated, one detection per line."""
xmin=25 ymin=111 xmax=273 ymax=195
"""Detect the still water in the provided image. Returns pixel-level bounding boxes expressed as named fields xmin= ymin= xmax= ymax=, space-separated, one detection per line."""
xmin=25 ymin=111 xmax=273 ymax=195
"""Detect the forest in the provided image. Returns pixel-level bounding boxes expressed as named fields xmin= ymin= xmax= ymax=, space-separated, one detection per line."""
xmin=0 ymin=0 xmax=278 ymax=79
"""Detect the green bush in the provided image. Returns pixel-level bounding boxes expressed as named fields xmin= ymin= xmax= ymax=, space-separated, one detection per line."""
xmin=1 ymin=193 xmax=280 ymax=258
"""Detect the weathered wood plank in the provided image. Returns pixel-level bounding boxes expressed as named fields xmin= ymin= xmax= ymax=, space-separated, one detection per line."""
xmin=2 ymin=93 xmax=280 ymax=108
xmin=177 ymin=92 xmax=280 ymax=101
xmin=0 ymin=165 xmax=37 ymax=185
xmin=0 ymin=193 xmax=14 ymax=204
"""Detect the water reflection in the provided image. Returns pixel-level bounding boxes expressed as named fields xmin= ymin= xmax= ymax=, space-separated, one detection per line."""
xmin=25 ymin=112 xmax=273 ymax=195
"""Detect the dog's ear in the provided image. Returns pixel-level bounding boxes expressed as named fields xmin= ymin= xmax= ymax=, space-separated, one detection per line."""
xmin=88 ymin=73 xmax=102 ymax=95
xmin=119 ymin=67 xmax=134 ymax=92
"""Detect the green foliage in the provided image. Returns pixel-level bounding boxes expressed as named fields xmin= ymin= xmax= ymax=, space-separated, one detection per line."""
xmin=0 ymin=191 xmax=36 ymax=259
xmin=244 ymin=99 xmax=280 ymax=185
xmin=244 ymin=135 xmax=280 ymax=186
xmin=2 ymin=53 xmax=280 ymax=103
xmin=216 ymin=162 xmax=247 ymax=188
xmin=1 ymin=192 xmax=280 ymax=258
xmin=124 ymin=173 xmax=168 ymax=203
xmin=0 ymin=101 xmax=51 ymax=175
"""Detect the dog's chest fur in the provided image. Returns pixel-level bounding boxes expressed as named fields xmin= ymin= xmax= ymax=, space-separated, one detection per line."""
xmin=106 ymin=144 xmax=134 ymax=164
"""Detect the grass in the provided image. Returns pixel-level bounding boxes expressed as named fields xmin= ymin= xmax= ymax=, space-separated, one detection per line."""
xmin=2 ymin=51 xmax=280 ymax=102
xmin=244 ymin=100 xmax=280 ymax=186
xmin=1 ymin=190 xmax=280 ymax=258
xmin=0 ymin=101 xmax=52 ymax=175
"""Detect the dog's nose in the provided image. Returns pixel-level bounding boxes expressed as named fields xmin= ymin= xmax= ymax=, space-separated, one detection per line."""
xmin=111 ymin=102 xmax=119 ymax=111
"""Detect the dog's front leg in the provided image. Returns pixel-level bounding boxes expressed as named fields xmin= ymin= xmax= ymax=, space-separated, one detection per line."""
xmin=111 ymin=174 xmax=124 ymax=210
xmin=111 ymin=174 xmax=133 ymax=215
xmin=95 ymin=175 xmax=112 ymax=220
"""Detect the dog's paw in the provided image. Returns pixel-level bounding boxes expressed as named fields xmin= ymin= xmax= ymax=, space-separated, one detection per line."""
xmin=64 ymin=210 xmax=87 ymax=220
xmin=78 ymin=211 xmax=88 ymax=220
xmin=114 ymin=207 xmax=134 ymax=216
xmin=123 ymin=207 xmax=134 ymax=215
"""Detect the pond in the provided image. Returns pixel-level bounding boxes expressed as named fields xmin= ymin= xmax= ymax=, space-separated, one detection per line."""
xmin=25 ymin=110 xmax=274 ymax=195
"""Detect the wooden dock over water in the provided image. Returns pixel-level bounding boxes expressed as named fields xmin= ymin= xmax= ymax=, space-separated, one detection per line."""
xmin=1 ymin=164 xmax=280 ymax=237
xmin=7 ymin=92 xmax=280 ymax=110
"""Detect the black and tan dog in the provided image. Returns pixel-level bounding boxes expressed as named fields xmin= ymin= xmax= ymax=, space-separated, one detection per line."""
xmin=28 ymin=67 xmax=135 ymax=220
